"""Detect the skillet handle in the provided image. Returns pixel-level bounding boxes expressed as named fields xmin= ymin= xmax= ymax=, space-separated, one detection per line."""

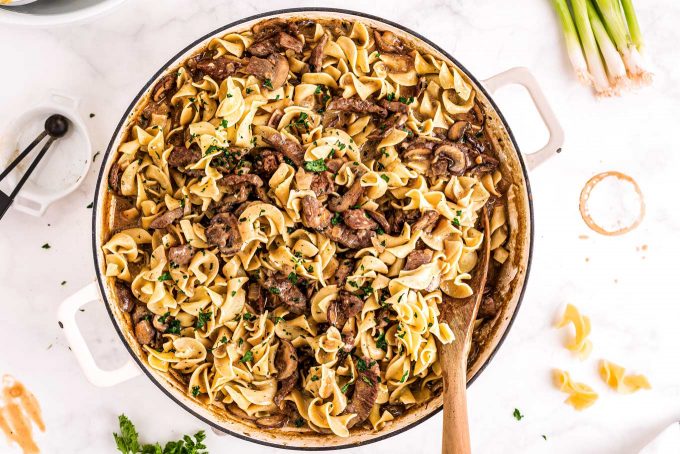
xmin=482 ymin=67 xmax=564 ymax=170
xmin=58 ymin=282 xmax=141 ymax=387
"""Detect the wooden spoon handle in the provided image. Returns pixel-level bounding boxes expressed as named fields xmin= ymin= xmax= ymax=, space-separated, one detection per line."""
xmin=441 ymin=352 xmax=471 ymax=454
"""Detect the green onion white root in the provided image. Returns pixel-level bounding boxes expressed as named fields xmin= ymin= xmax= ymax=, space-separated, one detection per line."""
xmin=549 ymin=0 xmax=652 ymax=96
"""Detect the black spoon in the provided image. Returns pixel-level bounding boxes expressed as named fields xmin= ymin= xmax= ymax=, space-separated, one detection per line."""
xmin=0 ymin=114 xmax=69 ymax=220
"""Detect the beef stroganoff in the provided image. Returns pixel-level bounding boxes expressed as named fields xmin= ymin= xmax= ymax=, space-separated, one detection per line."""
xmin=102 ymin=17 xmax=510 ymax=437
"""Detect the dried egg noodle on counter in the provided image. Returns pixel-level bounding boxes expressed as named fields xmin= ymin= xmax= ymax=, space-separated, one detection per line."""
xmin=599 ymin=360 xmax=651 ymax=394
xmin=102 ymin=18 xmax=511 ymax=437
xmin=556 ymin=303 xmax=592 ymax=360
xmin=553 ymin=369 xmax=598 ymax=411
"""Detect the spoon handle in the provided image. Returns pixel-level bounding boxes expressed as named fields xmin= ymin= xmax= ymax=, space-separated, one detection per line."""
xmin=0 ymin=130 xmax=47 ymax=183
xmin=441 ymin=345 xmax=471 ymax=454
xmin=0 ymin=136 xmax=55 ymax=220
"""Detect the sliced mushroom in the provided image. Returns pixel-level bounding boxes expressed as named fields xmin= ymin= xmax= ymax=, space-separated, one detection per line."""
xmin=328 ymin=180 xmax=364 ymax=213
xmin=134 ymin=319 xmax=156 ymax=345
xmin=254 ymin=414 xmax=289 ymax=429
xmin=373 ymin=30 xmax=406 ymax=54
xmin=167 ymin=244 xmax=194 ymax=266
xmin=447 ymin=121 xmax=470 ymax=142
xmin=152 ymin=314 xmax=169 ymax=332
xmin=152 ymin=74 xmax=175 ymax=102
xmin=430 ymin=143 xmax=468 ymax=177
xmin=274 ymin=372 xmax=298 ymax=407
xmin=275 ymin=339 xmax=298 ymax=380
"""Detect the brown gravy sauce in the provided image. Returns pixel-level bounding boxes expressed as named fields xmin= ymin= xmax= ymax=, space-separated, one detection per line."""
xmin=579 ymin=171 xmax=645 ymax=236
xmin=0 ymin=375 xmax=45 ymax=454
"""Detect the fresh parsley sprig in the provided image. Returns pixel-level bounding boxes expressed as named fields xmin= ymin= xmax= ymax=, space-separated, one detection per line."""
xmin=113 ymin=414 xmax=208 ymax=454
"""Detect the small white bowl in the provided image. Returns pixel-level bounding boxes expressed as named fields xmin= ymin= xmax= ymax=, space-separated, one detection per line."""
xmin=0 ymin=0 xmax=126 ymax=26
xmin=0 ymin=92 xmax=91 ymax=216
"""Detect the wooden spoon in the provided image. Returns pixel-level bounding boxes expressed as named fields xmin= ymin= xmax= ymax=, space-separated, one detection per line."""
xmin=438 ymin=208 xmax=491 ymax=454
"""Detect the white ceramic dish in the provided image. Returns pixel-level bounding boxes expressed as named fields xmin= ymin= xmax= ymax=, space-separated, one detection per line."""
xmin=0 ymin=92 xmax=91 ymax=216
xmin=0 ymin=0 xmax=126 ymax=26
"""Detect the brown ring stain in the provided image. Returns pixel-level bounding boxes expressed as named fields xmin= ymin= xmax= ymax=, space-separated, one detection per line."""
xmin=579 ymin=171 xmax=645 ymax=236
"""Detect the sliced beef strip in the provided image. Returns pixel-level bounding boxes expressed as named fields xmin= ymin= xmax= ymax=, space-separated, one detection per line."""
xmin=253 ymin=149 xmax=282 ymax=177
xmin=248 ymin=32 xmax=304 ymax=57
xmin=264 ymin=274 xmax=307 ymax=315
xmin=327 ymin=97 xmax=388 ymax=117
xmin=205 ymin=212 xmax=243 ymax=255
xmin=301 ymin=195 xmax=332 ymax=231
xmin=243 ymin=54 xmax=289 ymax=90
xmin=247 ymin=282 xmax=267 ymax=314
xmin=404 ymin=249 xmax=433 ymax=271
xmin=108 ymin=162 xmax=123 ymax=195
xmin=134 ymin=319 xmax=156 ymax=346
xmin=309 ymin=171 xmax=335 ymax=197
xmin=373 ymin=30 xmax=407 ymax=54
xmin=253 ymin=18 xmax=288 ymax=40
xmin=366 ymin=112 xmax=408 ymax=141
xmin=378 ymin=99 xmax=409 ymax=114
xmin=328 ymin=180 xmax=364 ymax=213
xmin=214 ymin=185 xmax=250 ymax=213
xmin=327 ymin=223 xmax=375 ymax=249
xmin=254 ymin=414 xmax=289 ymax=429
xmin=325 ymin=158 xmax=344 ymax=173
xmin=334 ymin=260 xmax=354 ymax=286
xmin=366 ymin=210 xmax=389 ymax=232
xmin=411 ymin=210 xmax=440 ymax=233
xmin=114 ymin=280 xmax=136 ymax=312
xmin=168 ymin=244 xmax=194 ymax=266
xmin=342 ymin=209 xmax=378 ymax=230
xmin=194 ymin=56 xmax=241 ymax=81
xmin=345 ymin=358 xmax=380 ymax=427
xmin=274 ymin=371 xmax=298 ymax=407
xmin=327 ymin=290 xmax=364 ymax=329
xmin=275 ymin=339 xmax=298 ymax=380
xmin=309 ymin=34 xmax=328 ymax=72
xmin=262 ymin=131 xmax=305 ymax=166
xmin=167 ymin=145 xmax=201 ymax=168
xmin=478 ymin=295 xmax=501 ymax=319
xmin=152 ymin=74 xmax=176 ymax=102
xmin=218 ymin=173 xmax=264 ymax=188
xmin=149 ymin=207 xmax=184 ymax=229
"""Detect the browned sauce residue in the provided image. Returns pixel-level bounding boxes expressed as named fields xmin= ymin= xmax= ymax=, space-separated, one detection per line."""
xmin=579 ymin=171 xmax=645 ymax=236
xmin=0 ymin=375 xmax=44 ymax=454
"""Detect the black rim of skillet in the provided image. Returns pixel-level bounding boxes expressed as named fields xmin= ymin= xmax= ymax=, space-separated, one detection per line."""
xmin=92 ymin=7 xmax=535 ymax=451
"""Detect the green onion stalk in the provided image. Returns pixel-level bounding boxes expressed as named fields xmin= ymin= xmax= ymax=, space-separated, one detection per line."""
xmin=571 ymin=0 xmax=612 ymax=95
xmin=550 ymin=0 xmax=590 ymax=85
xmin=586 ymin=0 xmax=627 ymax=92
xmin=594 ymin=0 xmax=652 ymax=85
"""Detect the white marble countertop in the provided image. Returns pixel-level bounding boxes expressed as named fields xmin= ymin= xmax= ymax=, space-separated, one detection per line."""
xmin=1 ymin=0 xmax=679 ymax=453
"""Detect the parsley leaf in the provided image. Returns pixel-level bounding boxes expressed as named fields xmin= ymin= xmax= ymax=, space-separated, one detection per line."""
xmin=386 ymin=93 xmax=395 ymax=101
xmin=400 ymin=370 xmax=409 ymax=383
xmin=303 ymin=158 xmax=327 ymax=173
xmin=240 ymin=350 xmax=253 ymax=363
xmin=287 ymin=272 xmax=298 ymax=284
xmin=331 ymin=212 xmax=342 ymax=226
xmin=158 ymin=272 xmax=172 ymax=282
xmin=166 ymin=319 xmax=181 ymax=334
xmin=195 ymin=311 xmax=212 ymax=330
xmin=263 ymin=78 xmax=273 ymax=89
xmin=513 ymin=408 xmax=524 ymax=421
xmin=356 ymin=358 xmax=368 ymax=371
xmin=376 ymin=332 xmax=387 ymax=351
xmin=41 ymin=243 xmax=51 ymax=249
xmin=191 ymin=385 xmax=200 ymax=397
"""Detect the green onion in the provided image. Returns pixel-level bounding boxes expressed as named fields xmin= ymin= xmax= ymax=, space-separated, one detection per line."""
xmin=571 ymin=0 xmax=612 ymax=95
xmin=551 ymin=0 xmax=589 ymax=85
xmin=620 ymin=0 xmax=643 ymax=52
xmin=586 ymin=0 xmax=627 ymax=91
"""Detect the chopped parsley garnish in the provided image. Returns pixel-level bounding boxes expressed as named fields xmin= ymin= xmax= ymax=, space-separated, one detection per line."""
xmin=513 ymin=408 xmax=524 ymax=421
xmin=287 ymin=272 xmax=298 ymax=284
xmin=240 ymin=350 xmax=253 ymax=363
xmin=374 ymin=51 xmax=381 ymax=58
xmin=452 ymin=218 xmax=461 ymax=228
xmin=348 ymin=281 xmax=358 ymax=288
xmin=87 ymin=202 xmax=93 ymax=209
xmin=263 ymin=78 xmax=273 ymax=89
xmin=380 ymin=174 xmax=390 ymax=183
xmin=376 ymin=228 xmax=385 ymax=235
xmin=362 ymin=376 xmax=374 ymax=386
xmin=166 ymin=319 xmax=181 ymax=334
xmin=158 ymin=312 xmax=170 ymax=324
xmin=303 ymin=158 xmax=327 ymax=172
xmin=283 ymin=156 xmax=296 ymax=166
xmin=341 ymin=382 xmax=351 ymax=393
xmin=42 ymin=243 xmax=50 ymax=249
xmin=310 ymin=375 xmax=319 ymax=381
xmin=242 ymin=312 xmax=254 ymax=321
xmin=376 ymin=332 xmax=388 ymax=351
xmin=331 ymin=212 xmax=342 ymax=226
xmin=386 ymin=93 xmax=395 ymax=101
xmin=542 ymin=435 xmax=547 ymax=440
xmin=158 ymin=272 xmax=172 ymax=282
xmin=314 ymin=85 xmax=322 ymax=94
xmin=294 ymin=418 xmax=305 ymax=427
xmin=195 ymin=311 xmax=212 ymax=329
xmin=226 ymin=93 xmax=233 ymax=98
xmin=356 ymin=358 xmax=368 ymax=371
xmin=191 ymin=386 xmax=200 ymax=397
xmin=220 ymin=336 xmax=228 ymax=344
xmin=400 ymin=370 xmax=409 ymax=383
xmin=245 ymin=87 xmax=253 ymax=94
xmin=220 ymin=119 xmax=229 ymax=128
xmin=238 ymin=338 xmax=244 ymax=347
xmin=268 ymin=287 xmax=281 ymax=295
xmin=275 ymin=317 xmax=285 ymax=325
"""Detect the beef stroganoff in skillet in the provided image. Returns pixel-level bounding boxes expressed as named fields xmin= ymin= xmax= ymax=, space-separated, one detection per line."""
xmin=102 ymin=17 xmax=511 ymax=437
